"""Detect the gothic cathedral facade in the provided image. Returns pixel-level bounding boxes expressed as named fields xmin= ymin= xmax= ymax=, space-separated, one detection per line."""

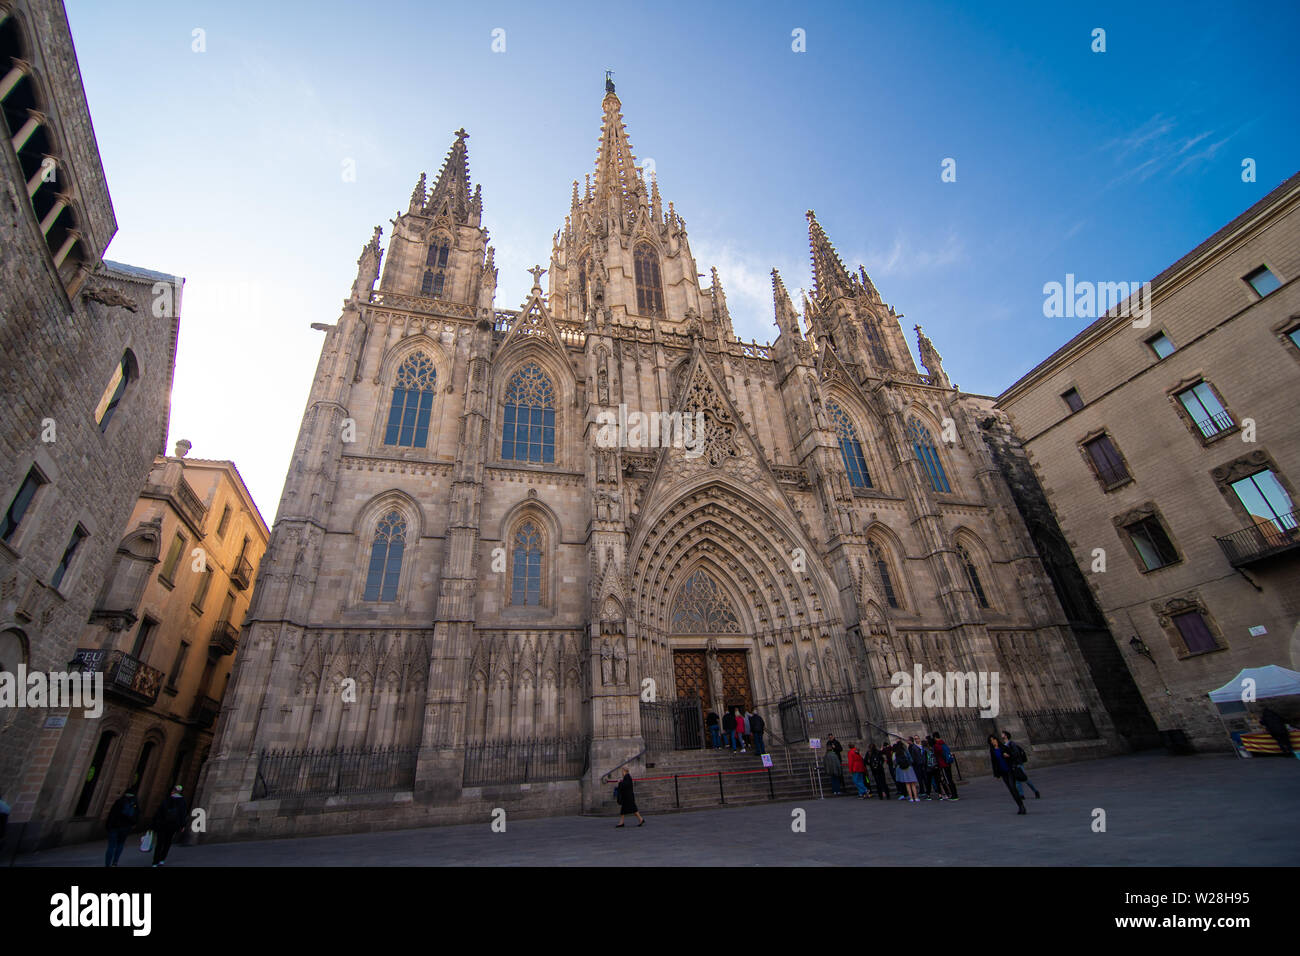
xmin=198 ymin=85 xmax=1123 ymax=839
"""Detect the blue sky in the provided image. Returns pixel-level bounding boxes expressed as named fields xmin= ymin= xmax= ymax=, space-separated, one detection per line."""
xmin=63 ymin=0 xmax=1300 ymax=519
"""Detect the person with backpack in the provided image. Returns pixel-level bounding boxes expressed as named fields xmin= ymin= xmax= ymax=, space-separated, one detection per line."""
xmin=845 ymin=744 xmax=869 ymax=798
xmin=892 ymin=740 xmax=919 ymax=802
xmin=922 ymin=738 xmax=944 ymax=800
xmin=823 ymin=746 xmax=844 ymax=795
xmin=1001 ymin=731 xmax=1040 ymax=799
xmin=749 ymin=710 xmax=766 ymax=756
xmin=933 ymin=733 xmax=958 ymax=800
xmin=989 ymin=734 xmax=1026 ymax=814
xmin=867 ymin=743 xmax=891 ymax=800
xmin=150 ymin=784 xmax=189 ymax=866
xmin=104 ymin=789 xmax=140 ymax=867
xmin=722 ymin=708 xmax=739 ymax=752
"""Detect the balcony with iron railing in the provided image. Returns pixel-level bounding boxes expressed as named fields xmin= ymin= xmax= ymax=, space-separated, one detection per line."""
xmin=230 ymin=554 xmax=253 ymax=590
xmin=190 ymin=694 xmax=221 ymax=730
xmin=1215 ymin=511 xmax=1300 ymax=567
xmin=72 ymin=648 xmax=164 ymax=707
xmin=1193 ymin=410 xmax=1236 ymax=440
xmin=209 ymin=620 xmax=239 ymax=657
xmin=142 ymin=463 xmax=208 ymax=533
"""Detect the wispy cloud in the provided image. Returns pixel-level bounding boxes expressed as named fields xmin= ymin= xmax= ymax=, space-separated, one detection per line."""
xmin=1101 ymin=113 xmax=1238 ymax=186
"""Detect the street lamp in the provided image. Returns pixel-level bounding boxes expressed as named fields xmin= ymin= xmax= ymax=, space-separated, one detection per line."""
xmin=1128 ymin=636 xmax=1154 ymax=662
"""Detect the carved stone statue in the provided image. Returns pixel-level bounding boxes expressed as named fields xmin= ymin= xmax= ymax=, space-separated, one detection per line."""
xmin=598 ymin=363 xmax=609 ymax=404
xmin=600 ymin=640 xmax=613 ymax=685
xmin=613 ymin=638 xmax=627 ymax=685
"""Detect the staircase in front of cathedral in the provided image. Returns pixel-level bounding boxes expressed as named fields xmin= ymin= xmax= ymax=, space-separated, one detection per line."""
xmin=596 ymin=744 xmax=835 ymax=815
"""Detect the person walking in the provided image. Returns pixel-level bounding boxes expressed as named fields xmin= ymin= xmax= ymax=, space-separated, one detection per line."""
xmin=867 ymin=743 xmax=891 ymax=800
xmin=614 ymin=767 xmax=645 ymax=827
xmin=104 ymin=789 xmax=140 ymax=867
xmin=750 ymin=710 xmax=766 ymax=756
xmin=933 ymin=733 xmax=958 ymax=800
xmin=909 ymin=736 xmax=929 ymax=799
xmin=1001 ymin=731 xmax=1040 ymax=799
xmin=150 ymin=784 xmax=188 ymax=866
xmin=892 ymin=741 xmax=919 ymax=802
xmin=989 ymin=734 xmax=1026 ymax=814
xmin=846 ymin=744 xmax=869 ymax=798
xmin=1259 ymin=707 xmax=1298 ymax=759
xmin=823 ymin=746 xmax=844 ymax=795
xmin=706 ymin=708 xmax=722 ymax=749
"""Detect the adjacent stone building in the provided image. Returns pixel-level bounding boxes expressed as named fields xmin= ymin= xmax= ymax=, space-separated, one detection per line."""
xmin=198 ymin=83 xmax=1133 ymax=841
xmin=998 ymin=172 xmax=1300 ymax=751
xmin=0 ymin=0 xmax=180 ymax=851
xmin=21 ymin=447 xmax=268 ymax=848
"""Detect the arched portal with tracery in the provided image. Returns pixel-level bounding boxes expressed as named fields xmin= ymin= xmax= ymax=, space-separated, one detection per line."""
xmin=628 ymin=481 xmax=847 ymax=733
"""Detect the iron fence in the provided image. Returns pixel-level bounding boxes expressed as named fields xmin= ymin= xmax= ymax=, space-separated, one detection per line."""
xmin=778 ymin=694 xmax=806 ymax=743
xmin=253 ymin=746 xmax=418 ymax=798
xmin=1021 ymin=707 xmax=1099 ymax=744
xmin=640 ymin=698 xmax=704 ymax=751
xmin=920 ymin=710 xmax=999 ymax=752
xmin=777 ymin=692 xmax=859 ymax=744
xmin=462 ymin=735 xmax=590 ymax=786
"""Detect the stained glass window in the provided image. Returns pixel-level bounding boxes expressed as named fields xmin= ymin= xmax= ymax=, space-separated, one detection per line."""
xmin=634 ymin=243 xmax=665 ymax=317
xmin=385 ymin=352 xmax=436 ymax=447
xmin=511 ymin=521 xmax=543 ymax=606
xmin=827 ymin=402 xmax=871 ymax=488
xmin=868 ymin=541 xmax=899 ymax=609
xmin=907 ymin=418 xmax=951 ymax=493
xmin=364 ymin=511 xmax=406 ymax=602
xmin=502 ymin=363 xmax=555 ymax=463
xmin=956 ymin=543 xmax=989 ymax=608
xmin=671 ymin=570 xmax=741 ymax=633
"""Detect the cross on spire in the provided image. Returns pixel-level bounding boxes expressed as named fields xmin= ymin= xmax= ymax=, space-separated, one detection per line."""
xmin=605 ymin=70 xmax=615 ymax=93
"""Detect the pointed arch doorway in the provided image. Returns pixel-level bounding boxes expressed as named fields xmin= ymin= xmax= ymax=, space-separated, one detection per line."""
xmin=670 ymin=568 xmax=754 ymax=725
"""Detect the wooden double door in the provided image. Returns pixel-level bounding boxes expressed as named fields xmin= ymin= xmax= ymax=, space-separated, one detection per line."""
xmin=673 ymin=648 xmax=753 ymax=715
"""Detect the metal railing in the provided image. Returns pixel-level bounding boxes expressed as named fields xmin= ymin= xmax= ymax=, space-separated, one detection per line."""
xmin=253 ymin=746 xmax=418 ymax=798
xmin=1020 ymin=707 xmax=1100 ymax=744
xmin=778 ymin=692 xmax=860 ymax=744
xmin=639 ymin=697 xmax=704 ymax=751
xmin=1094 ymin=461 xmax=1130 ymax=487
xmin=462 ymin=735 xmax=590 ymax=786
xmin=73 ymin=647 xmax=163 ymax=706
xmin=1193 ymin=410 xmax=1235 ymax=438
xmin=1215 ymin=510 xmax=1299 ymax=566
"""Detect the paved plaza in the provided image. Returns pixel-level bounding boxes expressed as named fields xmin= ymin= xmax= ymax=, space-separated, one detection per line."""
xmin=12 ymin=752 xmax=1299 ymax=867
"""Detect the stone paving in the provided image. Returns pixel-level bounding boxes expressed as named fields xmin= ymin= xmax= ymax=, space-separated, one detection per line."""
xmin=12 ymin=752 xmax=1299 ymax=866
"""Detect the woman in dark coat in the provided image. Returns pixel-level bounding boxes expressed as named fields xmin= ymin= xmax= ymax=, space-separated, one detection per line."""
xmin=867 ymin=743 xmax=891 ymax=800
xmin=988 ymin=734 xmax=1026 ymax=814
xmin=615 ymin=768 xmax=645 ymax=827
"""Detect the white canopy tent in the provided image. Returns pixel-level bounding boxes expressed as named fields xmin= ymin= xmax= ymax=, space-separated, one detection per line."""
xmin=1207 ymin=665 xmax=1300 ymax=758
xmin=1207 ymin=665 xmax=1300 ymax=703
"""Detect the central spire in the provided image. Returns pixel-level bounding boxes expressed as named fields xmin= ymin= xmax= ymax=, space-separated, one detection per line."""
xmin=592 ymin=84 xmax=640 ymax=215
xmin=426 ymin=128 xmax=472 ymax=222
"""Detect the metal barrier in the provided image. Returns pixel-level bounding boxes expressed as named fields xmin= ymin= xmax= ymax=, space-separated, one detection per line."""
xmin=463 ymin=735 xmax=590 ymax=786
xmin=1020 ymin=708 xmax=1099 ymax=744
xmin=640 ymin=697 xmax=704 ymax=751
xmin=253 ymin=746 xmax=418 ymax=798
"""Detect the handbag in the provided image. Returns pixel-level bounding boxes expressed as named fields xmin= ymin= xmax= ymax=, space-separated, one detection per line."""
xmin=139 ymin=830 xmax=154 ymax=852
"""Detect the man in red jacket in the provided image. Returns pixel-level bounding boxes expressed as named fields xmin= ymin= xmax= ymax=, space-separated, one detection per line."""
xmin=846 ymin=744 xmax=869 ymax=798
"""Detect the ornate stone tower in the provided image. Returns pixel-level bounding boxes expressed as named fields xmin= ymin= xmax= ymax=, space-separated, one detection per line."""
xmin=197 ymin=82 xmax=1122 ymax=842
